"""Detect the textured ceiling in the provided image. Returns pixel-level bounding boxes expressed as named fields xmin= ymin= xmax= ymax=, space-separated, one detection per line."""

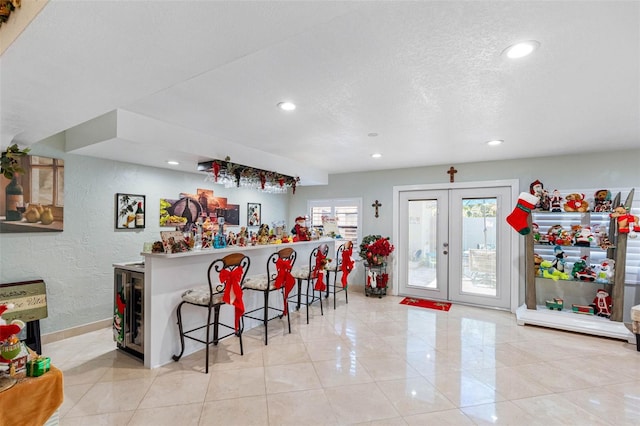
xmin=1 ymin=1 xmax=638 ymax=185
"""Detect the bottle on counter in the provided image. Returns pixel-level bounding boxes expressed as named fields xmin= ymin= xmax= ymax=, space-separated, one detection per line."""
xmin=135 ymin=202 xmax=144 ymax=228
xmin=5 ymin=176 xmax=24 ymax=221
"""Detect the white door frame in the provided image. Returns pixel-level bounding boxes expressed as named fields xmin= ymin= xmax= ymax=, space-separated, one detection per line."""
xmin=392 ymin=179 xmax=520 ymax=313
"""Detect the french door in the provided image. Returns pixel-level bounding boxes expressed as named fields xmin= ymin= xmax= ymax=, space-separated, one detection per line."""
xmin=397 ymin=186 xmax=513 ymax=309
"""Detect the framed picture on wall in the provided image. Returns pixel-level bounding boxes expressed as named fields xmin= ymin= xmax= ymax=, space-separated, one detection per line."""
xmin=247 ymin=202 xmax=261 ymax=226
xmin=116 ymin=193 xmax=145 ymax=230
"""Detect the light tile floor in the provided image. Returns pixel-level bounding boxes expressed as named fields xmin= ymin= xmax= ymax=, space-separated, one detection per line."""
xmin=45 ymin=291 xmax=640 ymax=425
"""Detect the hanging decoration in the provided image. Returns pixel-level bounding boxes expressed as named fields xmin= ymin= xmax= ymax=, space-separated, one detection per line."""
xmin=198 ymin=157 xmax=300 ymax=194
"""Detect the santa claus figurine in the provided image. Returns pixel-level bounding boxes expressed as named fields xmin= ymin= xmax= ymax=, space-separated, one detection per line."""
xmin=0 ymin=303 xmax=25 ymax=345
xmin=292 ymin=216 xmax=310 ymax=241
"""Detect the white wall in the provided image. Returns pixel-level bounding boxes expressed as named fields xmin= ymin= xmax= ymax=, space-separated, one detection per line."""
xmin=0 ymin=133 xmax=290 ymax=334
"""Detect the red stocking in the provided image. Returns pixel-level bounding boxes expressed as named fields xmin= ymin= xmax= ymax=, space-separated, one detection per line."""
xmin=506 ymin=192 xmax=539 ymax=235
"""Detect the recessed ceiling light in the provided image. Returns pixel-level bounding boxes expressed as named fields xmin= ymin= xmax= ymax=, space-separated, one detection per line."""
xmin=277 ymin=101 xmax=296 ymax=111
xmin=487 ymin=139 xmax=504 ymax=146
xmin=502 ymin=40 xmax=540 ymax=59
xmin=167 ymin=160 xmax=180 ymax=165
xmin=371 ymin=153 xmax=382 ymax=158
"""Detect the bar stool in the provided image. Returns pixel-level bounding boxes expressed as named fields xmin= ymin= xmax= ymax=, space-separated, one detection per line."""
xmin=324 ymin=241 xmax=354 ymax=309
xmin=291 ymin=243 xmax=328 ymax=324
xmin=172 ymin=252 xmax=249 ymax=373
xmin=242 ymin=247 xmax=297 ymax=345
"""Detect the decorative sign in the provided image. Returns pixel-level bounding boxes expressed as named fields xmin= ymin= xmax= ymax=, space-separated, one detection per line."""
xmin=0 ymin=280 xmax=48 ymax=322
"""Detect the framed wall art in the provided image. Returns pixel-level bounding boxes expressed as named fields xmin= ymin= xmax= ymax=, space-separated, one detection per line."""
xmin=0 ymin=154 xmax=65 ymax=233
xmin=115 ymin=193 xmax=145 ymax=230
xmin=247 ymin=202 xmax=261 ymax=226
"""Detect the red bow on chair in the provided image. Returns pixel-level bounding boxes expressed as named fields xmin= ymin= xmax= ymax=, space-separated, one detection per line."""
xmin=314 ymin=251 xmax=327 ymax=291
xmin=275 ymin=258 xmax=295 ymax=315
xmin=219 ymin=266 xmax=245 ymax=331
xmin=341 ymin=246 xmax=354 ymax=288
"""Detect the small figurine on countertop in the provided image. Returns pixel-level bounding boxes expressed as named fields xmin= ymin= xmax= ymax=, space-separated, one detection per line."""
xmin=530 ymin=180 xmax=550 ymax=211
xmin=226 ymin=231 xmax=237 ymax=246
xmin=292 ymin=216 xmax=310 ymax=241
xmin=593 ymin=189 xmax=613 ymax=212
xmin=609 ymin=205 xmax=640 ymax=237
xmin=237 ymin=226 xmax=248 ymax=247
xmin=550 ymin=189 xmax=563 ymax=212
xmin=592 ymin=289 xmax=612 ymax=318
xmin=258 ymin=223 xmax=270 ymax=245
xmin=564 ymin=193 xmax=589 ymax=212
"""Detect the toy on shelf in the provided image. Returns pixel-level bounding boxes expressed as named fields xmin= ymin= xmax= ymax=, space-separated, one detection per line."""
xmin=546 ymin=298 xmax=564 ymax=311
xmin=555 ymin=228 xmax=573 ymax=246
xmin=539 ymin=260 xmax=570 ymax=281
xmin=573 ymin=226 xmax=594 ymax=247
xmin=593 ymin=289 xmax=612 ymax=318
xmin=550 ymin=189 xmax=563 ymax=212
xmin=533 ymin=253 xmax=544 ymax=276
xmin=593 ymin=224 xmax=614 ymax=249
xmin=593 ymin=189 xmax=613 ymax=212
xmin=541 ymin=224 xmax=564 ymax=245
xmin=572 ymin=304 xmax=595 ymax=315
xmin=532 ymin=223 xmax=542 ymax=243
xmin=564 ymin=193 xmax=589 ymax=212
xmin=609 ymin=205 xmax=640 ymax=237
xmin=596 ymin=259 xmax=615 ymax=284
xmin=571 ymin=256 xmax=596 ymax=282
xmin=551 ymin=245 xmax=568 ymax=274
xmin=530 ymin=180 xmax=550 ymax=211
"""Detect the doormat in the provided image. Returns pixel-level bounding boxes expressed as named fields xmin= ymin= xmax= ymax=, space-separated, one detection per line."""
xmin=399 ymin=297 xmax=451 ymax=311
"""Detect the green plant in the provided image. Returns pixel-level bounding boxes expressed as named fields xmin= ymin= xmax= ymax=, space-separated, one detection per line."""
xmin=1 ymin=143 xmax=30 ymax=179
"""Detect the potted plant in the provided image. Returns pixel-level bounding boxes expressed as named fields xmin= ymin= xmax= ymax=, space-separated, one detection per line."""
xmin=1 ymin=143 xmax=30 ymax=179
xmin=359 ymin=234 xmax=395 ymax=266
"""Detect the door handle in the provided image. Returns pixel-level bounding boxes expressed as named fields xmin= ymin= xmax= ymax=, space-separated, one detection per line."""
xmin=443 ymin=250 xmax=448 ymax=255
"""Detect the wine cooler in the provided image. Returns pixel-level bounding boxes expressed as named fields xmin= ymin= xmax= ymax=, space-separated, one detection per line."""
xmin=113 ymin=266 xmax=144 ymax=360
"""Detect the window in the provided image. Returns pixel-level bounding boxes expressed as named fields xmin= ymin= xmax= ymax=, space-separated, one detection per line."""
xmin=308 ymin=198 xmax=362 ymax=244
xmin=29 ymin=156 xmax=64 ymax=207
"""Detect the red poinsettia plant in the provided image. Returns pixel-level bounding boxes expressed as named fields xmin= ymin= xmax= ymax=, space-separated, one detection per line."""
xmin=360 ymin=235 xmax=395 ymax=265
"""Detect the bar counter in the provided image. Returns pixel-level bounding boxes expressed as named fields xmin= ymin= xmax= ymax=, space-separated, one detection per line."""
xmin=140 ymin=238 xmax=335 ymax=369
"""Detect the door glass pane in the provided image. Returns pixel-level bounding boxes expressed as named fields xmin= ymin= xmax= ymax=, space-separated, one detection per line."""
xmin=461 ymin=198 xmax=497 ymax=296
xmin=407 ymin=200 xmax=438 ymax=289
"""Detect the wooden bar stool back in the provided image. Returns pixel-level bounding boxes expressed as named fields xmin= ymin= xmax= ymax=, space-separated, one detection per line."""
xmin=324 ymin=241 xmax=354 ymax=309
xmin=172 ymin=252 xmax=249 ymax=373
xmin=291 ymin=243 xmax=329 ymax=324
xmin=243 ymin=247 xmax=297 ymax=345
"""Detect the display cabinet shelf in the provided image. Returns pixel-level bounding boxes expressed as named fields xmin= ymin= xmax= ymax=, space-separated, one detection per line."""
xmin=517 ymin=189 xmax=636 ymax=342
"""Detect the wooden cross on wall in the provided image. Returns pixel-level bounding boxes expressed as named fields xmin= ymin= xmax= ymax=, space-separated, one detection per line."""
xmin=372 ymin=200 xmax=382 ymax=218
xmin=447 ymin=166 xmax=458 ymax=183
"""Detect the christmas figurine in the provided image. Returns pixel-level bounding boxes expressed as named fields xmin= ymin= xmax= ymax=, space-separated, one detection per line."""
xmin=292 ymin=216 xmax=310 ymax=241
xmin=609 ymin=205 xmax=640 ymax=236
xmin=0 ymin=303 xmax=25 ymax=343
xmin=529 ymin=180 xmax=550 ymax=211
